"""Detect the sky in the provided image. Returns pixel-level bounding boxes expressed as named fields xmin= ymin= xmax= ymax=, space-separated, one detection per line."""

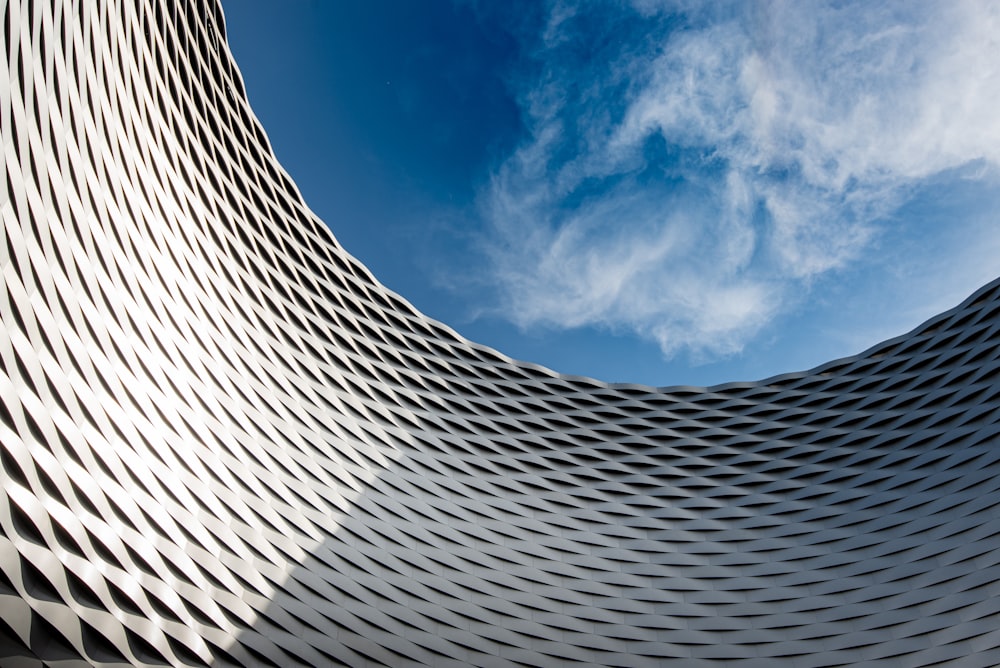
xmin=221 ymin=0 xmax=1000 ymax=388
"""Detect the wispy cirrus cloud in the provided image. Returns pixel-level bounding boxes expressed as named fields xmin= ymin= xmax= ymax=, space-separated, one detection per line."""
xmin=476 ymin=0 xmax=1000 ymax=360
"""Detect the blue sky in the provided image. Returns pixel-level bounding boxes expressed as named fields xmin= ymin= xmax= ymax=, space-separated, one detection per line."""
xmin=221 ymin=0 xmax=1000 ymax=388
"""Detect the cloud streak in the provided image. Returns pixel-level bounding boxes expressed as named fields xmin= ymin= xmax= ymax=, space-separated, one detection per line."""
xmin=476 ymin=0 xmax=1000 ymax=361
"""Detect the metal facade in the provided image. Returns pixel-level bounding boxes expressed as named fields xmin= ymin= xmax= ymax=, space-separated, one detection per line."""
xmin=2 ymin=1 xmax=999 ymax=666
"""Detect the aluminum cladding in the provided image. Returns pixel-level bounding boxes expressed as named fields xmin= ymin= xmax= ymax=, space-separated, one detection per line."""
xmin=2 ymin=1 xmax=1000 ymax=666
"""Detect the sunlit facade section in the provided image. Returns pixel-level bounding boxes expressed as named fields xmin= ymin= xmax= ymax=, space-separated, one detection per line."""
xmin=2 ymin=1 xmax=1000 ymax=666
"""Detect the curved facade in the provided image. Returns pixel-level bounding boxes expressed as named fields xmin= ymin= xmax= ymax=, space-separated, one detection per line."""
xmin=2 ymin=1 xmax=1000 ymax=666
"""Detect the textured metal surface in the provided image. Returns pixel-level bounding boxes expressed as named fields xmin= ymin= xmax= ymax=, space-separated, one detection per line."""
xmin=2 ymin=1 xmax=1000 ymax=666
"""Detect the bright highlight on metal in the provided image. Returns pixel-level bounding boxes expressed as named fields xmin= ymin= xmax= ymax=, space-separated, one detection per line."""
xmin=2 ymin=1 xmax=1000 ymax=666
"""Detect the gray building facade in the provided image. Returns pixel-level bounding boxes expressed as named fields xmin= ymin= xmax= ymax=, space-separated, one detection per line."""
xmin=2 ymin=1 xmax=999 ymax=666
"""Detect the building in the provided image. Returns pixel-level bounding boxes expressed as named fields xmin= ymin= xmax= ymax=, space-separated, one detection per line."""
xmin=2 ymin=1 xmax=999 ymax=665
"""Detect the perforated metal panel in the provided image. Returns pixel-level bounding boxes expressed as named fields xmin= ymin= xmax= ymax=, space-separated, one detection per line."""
xmin=2 ymin=1 xmax=1000 ymax=666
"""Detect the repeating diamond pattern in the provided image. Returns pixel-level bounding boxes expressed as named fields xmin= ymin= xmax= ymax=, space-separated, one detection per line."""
xmin=2 ymin=1 xmax=999 ymax=666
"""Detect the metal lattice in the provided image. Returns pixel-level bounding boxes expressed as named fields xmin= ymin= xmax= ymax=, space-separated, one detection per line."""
xmin=2 ymin=1 xmax=1000 ymax=666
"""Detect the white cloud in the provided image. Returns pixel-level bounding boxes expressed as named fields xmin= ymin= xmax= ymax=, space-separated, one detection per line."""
xmin=477 ymin=0 xmax=1000 ymax=361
